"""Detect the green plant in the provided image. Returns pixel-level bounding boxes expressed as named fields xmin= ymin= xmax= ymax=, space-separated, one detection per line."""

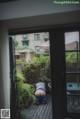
xmin=16 ymin=59 xmax=25 ymax=65
xmin=16 ymin=70 xmax=35 ymax=109
xmin=17 ymin=70 xmax=25 ymax=82
xmin=15 ymin=45 xmax=34 ymax=51
xmin=42 ymin=76 xmax=49 ymax=82
xmin=22 ymin=54 xmax=50 ymax=84
xmin=66 ymin=52 xmax=80 ymax=63
xmin=13 ymin=39 xmax=19 ymax=47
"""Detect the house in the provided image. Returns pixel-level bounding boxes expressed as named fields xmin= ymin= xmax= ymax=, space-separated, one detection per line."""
xmin=65 ymin=41 xmax=79 ymax=50
xmin=13 ymin=32 xmax=49 ymax=53
xmin=0 ymin=0 xmax=80 ymax=119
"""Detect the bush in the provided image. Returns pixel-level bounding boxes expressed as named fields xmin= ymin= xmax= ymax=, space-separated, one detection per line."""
xmin=17 ymin=70 xmax=35 ymax=109
xmin=16 ymin=59 xmax=25 ymax=65
xmin=66 ymin=52 xmax=80 ymax=63
xmin=22 ymin=55 xmax=51 ymax=84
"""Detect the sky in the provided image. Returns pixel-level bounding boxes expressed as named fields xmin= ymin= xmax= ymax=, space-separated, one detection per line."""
xmin=65 ymin=31 xmax=79 ymax=44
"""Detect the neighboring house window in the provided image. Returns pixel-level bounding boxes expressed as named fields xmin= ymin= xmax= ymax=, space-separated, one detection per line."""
xmin=44 ymin=38 xmax=48 ymax=42
xmin=35 ymin=46 xmax=40 ymax=52
xmin=34 ymin=34 xmax=40 ymax=40
xmin=22 ymin=40 xmax=29 ymax=46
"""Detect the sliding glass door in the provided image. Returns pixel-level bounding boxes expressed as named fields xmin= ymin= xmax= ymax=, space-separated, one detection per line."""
xmin=64 ymin=31 xmax=80 ymax=118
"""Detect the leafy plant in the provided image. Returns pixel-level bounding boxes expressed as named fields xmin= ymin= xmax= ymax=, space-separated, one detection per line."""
xmin=66 ymin=52 xmax=80 ymax=63
xmin=16 ymin=59 xmax=25 ymax=65
xmin=13 ymin=39 xmax=19 ymax=47
xmin=22 ymin=55 xmax=50 ymax=84
xmin=17 ymin=70 xmax=35 ymax=109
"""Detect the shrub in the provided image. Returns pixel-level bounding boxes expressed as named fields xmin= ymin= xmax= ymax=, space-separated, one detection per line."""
xmin=17 ymin=70 xmax=35 ymax=109
xmin=22 ymin=55 xmax=51 ymax=84
xmin=66 ymin=52 xmax=80 ymax=63
xmin=16 ymin=59 xmax=25 ymax=65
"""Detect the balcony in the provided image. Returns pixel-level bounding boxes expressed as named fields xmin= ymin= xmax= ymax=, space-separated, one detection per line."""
xmin=21 ymin=94 xmax=52 ymax=119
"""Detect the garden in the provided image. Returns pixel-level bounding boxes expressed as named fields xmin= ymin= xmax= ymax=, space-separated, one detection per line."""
xmin=16 ymin=51 xmax=80 ymax=110
xmin=16 ymin=54 xmax=51 ymax=110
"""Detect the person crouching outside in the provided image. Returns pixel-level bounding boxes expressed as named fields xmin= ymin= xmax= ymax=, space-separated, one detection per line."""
xmin=35 ymin=79 xmax=47 ymax=104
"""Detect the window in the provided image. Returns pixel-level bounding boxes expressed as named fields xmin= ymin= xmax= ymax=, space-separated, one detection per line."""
xmin=35 ymin=46 xmax=40 ymax=52
xmin=22 ymin=40 xmax=29 ymax=46
xmin=44 ymin=38 xmax=48 ymax=42
xmin=65 ymin=31 xmax=80 ymax=114
xmin=34 ymin=34 xmax=40 ymax=40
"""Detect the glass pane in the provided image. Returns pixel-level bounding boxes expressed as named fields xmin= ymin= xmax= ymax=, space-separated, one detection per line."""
xmin=66 ymin=51 xmax=80 ymax=72
xmin=67 ymin=74 xmax=80 ymax=113
xmin=12 ymin=32 xmax=52 ymax=119
xmin=66 ymin=52 xmax=80 ymax=64
xmin=65 ymin=31 xmax=79 ymax=50
xmin=65 ymin=31 xmax=80 ymax=113
xmin=66 ymin=74 xmax=80 ymax=83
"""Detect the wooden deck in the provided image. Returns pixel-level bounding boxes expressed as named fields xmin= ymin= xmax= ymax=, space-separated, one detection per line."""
xmin=21 ymin=94 xmax=52 ymax=119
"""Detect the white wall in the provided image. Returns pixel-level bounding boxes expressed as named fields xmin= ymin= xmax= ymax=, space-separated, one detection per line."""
xmin=0 ymin=23 xmax=5 ymax=108
xmin=0 ymin=22 xmax=10 ymax=109
xmin=0 ymin=0 xmax=80 ymax=20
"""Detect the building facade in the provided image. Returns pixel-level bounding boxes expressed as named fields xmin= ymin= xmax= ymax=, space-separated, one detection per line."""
xmin=13 ymin=32 xmax=49 ymax=53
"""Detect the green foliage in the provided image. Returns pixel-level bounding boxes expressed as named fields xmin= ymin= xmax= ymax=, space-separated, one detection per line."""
xmin=22 ymin=55 xmax=50 ymax=84
xmin=66 ymin=52 xmax=80 ymax=82
xmin=17 ymin=70 xmax=25 ymax=82
xmin=13 ymin=39 xmax=19 ymax=47
xmin=66 ymin=52 xmax=80 ymax=63
xmin=16 ymin=55 xmax=50 ymax=109
xmin=15 ymin=45 xmax=33 ymax=51
xmin=17 ymin=70 xmax=35 ymax=109
xmin=16 ymin=59 xmax=25 ymax=65
xmin=42 ymin=76 xmax=49 ymax=82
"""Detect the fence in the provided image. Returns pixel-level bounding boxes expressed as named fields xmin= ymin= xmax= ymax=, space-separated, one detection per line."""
xmin=66 ymin=63 xmax=80 ymax=82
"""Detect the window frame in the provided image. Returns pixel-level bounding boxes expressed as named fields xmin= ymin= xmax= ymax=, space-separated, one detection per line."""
xmin=64 ymin=30 xmax=80 ymax=118
xmin=22 ymin=40 xmax=29 ymax=46
xmin=9 ymin=24 xmax=80 ymax=119
xmin=34 ymin=34 xmax=40 ymax=40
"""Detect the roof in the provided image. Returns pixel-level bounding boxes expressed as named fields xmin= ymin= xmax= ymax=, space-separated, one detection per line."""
xmin=16 ymin=49 xmax=35 ymax=53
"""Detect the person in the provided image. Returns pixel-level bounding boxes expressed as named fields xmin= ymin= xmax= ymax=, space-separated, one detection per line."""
xmin=34 ymin=79 xmax=47 ymax=104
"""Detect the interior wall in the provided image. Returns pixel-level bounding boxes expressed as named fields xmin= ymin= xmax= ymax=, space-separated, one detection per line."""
xmin=0 ymin=22 xmax=5 ymax=108
xmin=7 ymin=11 xmax=80 ymax=30
xmin=0 ymin=0 xmax=80 ymax=20
xmin=0 ymin=22 xmax=10 ymax=109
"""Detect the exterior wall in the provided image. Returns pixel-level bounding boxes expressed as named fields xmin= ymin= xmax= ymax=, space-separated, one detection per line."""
xmin=14 ymin=32 xmax=49 ymax=52
xmin=14 ymin=35 xmax=22 ymax=46
xmin=0 ymin=22 xmax=10 ymax=109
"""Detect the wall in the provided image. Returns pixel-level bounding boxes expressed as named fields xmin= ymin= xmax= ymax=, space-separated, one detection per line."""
xmin=0 ymin=22 xmax=10 ymax=109
xmin=15 ymin=32 xmax=49 ymax=52
xmin=0 ymin=23 xmax=5 ymax=108
xmin=0 ymin=0 xmax=80 ymax=20
xmin=0 ymin=0 xmax=79 ymax=30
